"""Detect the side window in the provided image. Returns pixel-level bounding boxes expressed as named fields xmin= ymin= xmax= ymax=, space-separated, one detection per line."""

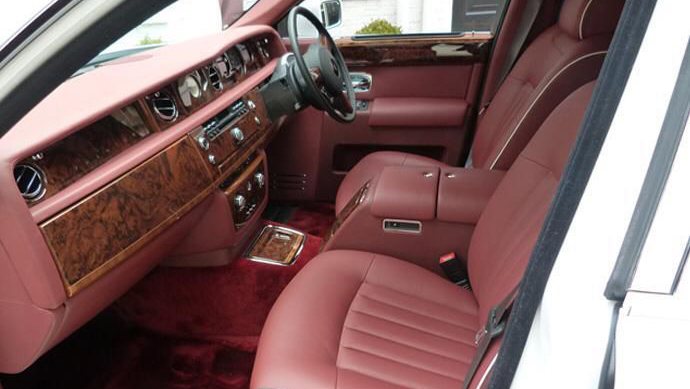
xmin=279 ymin=0 xmax=508 ymax=39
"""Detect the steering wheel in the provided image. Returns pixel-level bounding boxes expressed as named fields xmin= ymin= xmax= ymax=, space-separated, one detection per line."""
xmin=288 ymin=7 xmax=356 ymax=123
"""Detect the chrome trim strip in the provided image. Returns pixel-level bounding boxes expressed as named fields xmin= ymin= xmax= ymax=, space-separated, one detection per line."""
xmin=382 ymin=219 xmax=422 ymax=234
xmin=244 ymin=224 xmax=307 ymax=266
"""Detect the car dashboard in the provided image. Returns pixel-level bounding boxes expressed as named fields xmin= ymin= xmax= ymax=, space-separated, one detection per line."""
xmin=0 ymin=25 xmax=286 ymax=373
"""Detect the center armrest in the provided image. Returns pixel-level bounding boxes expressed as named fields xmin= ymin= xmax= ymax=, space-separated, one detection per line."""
xmin=437 ymin=168 xmax=505 ymax=224
xmin=370 ymin=166 xmax=439 ymax=221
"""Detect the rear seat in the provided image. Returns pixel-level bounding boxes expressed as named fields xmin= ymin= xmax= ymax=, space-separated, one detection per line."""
xmin=251 ymin=82 xmax=597 ymax=389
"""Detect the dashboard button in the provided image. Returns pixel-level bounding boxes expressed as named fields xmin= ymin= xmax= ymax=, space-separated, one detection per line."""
xmin=254 ymin=172 xmax=265 ymax=188
xmin=234 ymin=194 xmax=247 ymax=211
xmin=197 ymin=136 xmax=210 ymax=150
xmin=230 ymin=127 xmax=244 ymax=143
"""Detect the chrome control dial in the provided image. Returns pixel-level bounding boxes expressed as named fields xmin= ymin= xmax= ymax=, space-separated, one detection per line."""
xmin=197 ymin=136 xmax=210 ymax=150
xmin=233 ymin=194 xmax=247 ymax=211
xmin=230 ymin=127 xmax=244 ymax=143
xmin=247 ymin=100 xmax=256 ymax=110
xmin=254 ymin=172 xmax=265 ymax=188
xmin=208 ymin=154 xmax=216 ymax=165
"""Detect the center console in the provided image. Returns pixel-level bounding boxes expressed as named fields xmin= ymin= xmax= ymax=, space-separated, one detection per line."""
xmin=322 ymin=166 xmax=505 ymax=274
xmin=165 ymin=90 xmax=275 ymax=265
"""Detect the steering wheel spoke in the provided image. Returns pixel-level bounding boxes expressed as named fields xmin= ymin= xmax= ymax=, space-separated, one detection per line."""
xmin=287 ymin=7 xmax=356 ymax=123
xmin=332 ymin=88 xmax=354 ymax=115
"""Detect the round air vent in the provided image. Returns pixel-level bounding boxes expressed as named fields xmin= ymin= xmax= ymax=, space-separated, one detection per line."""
xmin=150 ymin=90 xmax=178 ymax=121
xmin=207 ymin=65 xmax=223 ymax=91
xmin=14 ymin=164 xmax=45 ymax=202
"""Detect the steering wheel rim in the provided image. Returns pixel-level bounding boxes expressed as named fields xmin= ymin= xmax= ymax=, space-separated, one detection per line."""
xmin=287 ymin=6 xmax=356 ymax=123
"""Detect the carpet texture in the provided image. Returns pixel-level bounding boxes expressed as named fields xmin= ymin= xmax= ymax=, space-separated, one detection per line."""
xmin=3 ymin=222 xmax=325 ymax=389
xmin=268 ymin=203 xmax=335 ymax=238
xmin=106 ymin=224 xmax=324 ymax=388
xmin=94 ymin=331 xmax=256 ymax=389
xmin=114 ymin=230 xmax=322 ymax=349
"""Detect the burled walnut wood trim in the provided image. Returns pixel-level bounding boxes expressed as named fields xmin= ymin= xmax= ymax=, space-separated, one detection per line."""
xmin=322 ymin=182 xmax=370 ymax=248
xmin=40 ymin=137 xmax=213 ymax=296
xmin=247 ymin=225 xmax=306 ymax=265
xmin=335 ymin=33 xmax=492 ymax=47
xmin=336 ymin=34 xmax=492 ymax=67
xmin=40 ymin=90 xmax=277 ymax=297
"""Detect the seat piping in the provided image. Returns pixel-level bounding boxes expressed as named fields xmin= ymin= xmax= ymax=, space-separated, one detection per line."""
xmin=488 ymin=50 xmax=607 ymax=169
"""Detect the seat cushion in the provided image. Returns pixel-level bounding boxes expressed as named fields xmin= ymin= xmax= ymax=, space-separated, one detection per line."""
xmin=335 ymin=152 xmax=447 ymax=215
xmin=251 ymin=250 xmax=480 ymax=389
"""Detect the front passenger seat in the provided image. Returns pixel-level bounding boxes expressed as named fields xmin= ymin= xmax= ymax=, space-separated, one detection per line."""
xmin=335 ymin=0 xmax=623 ymax=214
xmin=252 ymin=81 xmax=597 ymax=389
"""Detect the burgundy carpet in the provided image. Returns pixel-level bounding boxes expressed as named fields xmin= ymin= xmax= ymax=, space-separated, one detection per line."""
xmin=281 ymin=203 xmax=335 ymax=238
xmin=105 ymin=225 xmax=324 ymax=389
xmin=4 ymin=223 xmax=325 ymax=389
xmin=92 ymin=331 xmax=256 ymax=389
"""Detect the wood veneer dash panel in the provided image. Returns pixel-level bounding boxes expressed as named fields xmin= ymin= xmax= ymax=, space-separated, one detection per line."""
xmin=40 ymin=137 xmax=213 ymax=296
xmin=337 ymin=36 xmax=491 ymax=67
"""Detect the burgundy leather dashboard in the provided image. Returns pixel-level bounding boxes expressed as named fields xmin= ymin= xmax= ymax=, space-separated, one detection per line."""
xmin=0 ymin=25 xmax=287 ymax=373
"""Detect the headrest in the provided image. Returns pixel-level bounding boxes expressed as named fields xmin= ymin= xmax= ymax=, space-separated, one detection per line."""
xmin=558 ymin=0 xmax=626 ymax=40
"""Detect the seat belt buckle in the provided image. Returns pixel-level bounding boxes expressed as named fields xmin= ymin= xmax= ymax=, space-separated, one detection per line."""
xmin=439 ymin=252 xmax=470 ymax=289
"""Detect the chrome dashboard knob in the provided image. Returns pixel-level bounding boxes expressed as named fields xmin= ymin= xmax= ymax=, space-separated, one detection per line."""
xmin=230 ymin=127 xmax=244 ymax=143
xmin=208 ymin=154 xmax=216 ymax=165
xmin=247 ymin=100 xmax=256 ymax=110
xmin=233 ymin=194 xmax=247 ymax=211
xmin=197 ymin=136 xmax=210 ymax=150
xmin=254 ymin=172 xmax=265 ymax=188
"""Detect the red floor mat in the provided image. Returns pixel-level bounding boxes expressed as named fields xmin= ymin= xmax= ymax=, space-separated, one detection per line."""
xmin=93 ymin=332 xmax=255 ymax=389
xmin=107 ymin=227 xmax=323 ymax=388
xmin=281 ymin=203 xmax=335 ymax=238
xmin=115 ymin=231 xmax=321 ymax=348
xmin=3 ymin=224 xmax=324 ymax=389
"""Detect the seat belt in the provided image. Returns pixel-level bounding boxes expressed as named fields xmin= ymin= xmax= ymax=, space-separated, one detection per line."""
xmin=462 ymin=284 xmax=521 ymax=389
xmin=479 ymin=0 xmax=544 ymax=117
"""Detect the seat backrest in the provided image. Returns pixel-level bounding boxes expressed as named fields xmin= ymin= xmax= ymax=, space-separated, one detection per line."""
xmin=470 ymin=0 xmax=624 ymax=171
xmin=468 ymin=81 xmax=594 ymax=322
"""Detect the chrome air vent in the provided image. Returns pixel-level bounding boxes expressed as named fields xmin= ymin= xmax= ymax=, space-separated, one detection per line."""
xmin=207 ymin=65 xmax=223 ymax=91
xmin=150 ymin=90 xmax=178 ymax=121
xmin=258 ymin=39 xmax=270 ymax=59
xmin=14 ymin=164 xmax=46 ymax=202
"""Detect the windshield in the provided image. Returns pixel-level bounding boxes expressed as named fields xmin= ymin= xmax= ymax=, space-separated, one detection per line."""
xmin=101 ymin=0 xmax=258 ymax=56
xmin=2 ymin=0 xmax=260 ymax=70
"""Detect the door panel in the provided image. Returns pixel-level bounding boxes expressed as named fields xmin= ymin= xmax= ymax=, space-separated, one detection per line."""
xmin=268 ymin=35 xmax=491 ymax=203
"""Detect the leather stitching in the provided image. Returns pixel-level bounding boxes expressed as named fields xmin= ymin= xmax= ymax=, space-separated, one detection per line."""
xmin=349 ymin=309 xmax=478 ymax=348
xmin=359 ymin=281 xmax=478 ymax=317
xmin=342 ymin=346 xmax=465 ymax=382
xmin=489 ymin=51 xmax=607 ymax=169
xmin=344 ymin=325 xmax=474 ymax=364
xmin=357 ymin=292 xmax=478 ymax=330
xmin=334 ymin=253 xmax=378 ymax=389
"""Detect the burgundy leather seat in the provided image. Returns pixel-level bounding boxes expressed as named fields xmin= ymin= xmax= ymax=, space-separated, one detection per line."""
xmin=251 ymin=82 xmax=596 ymax=389
xmin=335 ymin=0 xmax=623 ymax=214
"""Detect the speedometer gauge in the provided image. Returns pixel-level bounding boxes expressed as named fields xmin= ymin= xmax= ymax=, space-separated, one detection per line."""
xmin=177 ymin=73 xmax=202 ymax=107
